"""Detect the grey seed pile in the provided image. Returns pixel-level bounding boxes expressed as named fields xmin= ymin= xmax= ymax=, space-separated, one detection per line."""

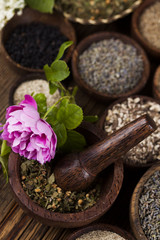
xmin=78 ymin=39 xmax=144 ymax=95
xmin=104 ymin=97 xmax=160 ymax=164
xmin=76 ymin=230 xmax=125 ymax=240
xmin=139 ymin=1 xmax=160 ymax=50
xmin=13 ymin=79 xmax=60 ymax=107
xmin=139 ymin=170 xmax=160 ymax=240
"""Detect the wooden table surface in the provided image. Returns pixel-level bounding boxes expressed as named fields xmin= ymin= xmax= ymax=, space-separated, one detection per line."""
xmin=0 ymin=13 xmax=159 ymax=240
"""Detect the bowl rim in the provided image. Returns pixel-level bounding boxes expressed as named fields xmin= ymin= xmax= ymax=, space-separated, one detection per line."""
xmin=66 ymin=223 xmax=136 ymax=240
xmin=1 ymin=7 xmax=76 ymax=73
xmin=131 ymin=0 xmax=160 ymax=57
xmin=153 ymin=65 xmax=160 ymax=100
xmin=8 ymin=122 xmax=124 ymax=228
xmin=55 ymin=0 xmax=143 ymax=25
xmin=130 ymin=162 xmax=160 ymax=240
xmin=97 ymin=94 xmax=160 ymax=168
xmin=71 ymin=31 xmax=150 ymax=102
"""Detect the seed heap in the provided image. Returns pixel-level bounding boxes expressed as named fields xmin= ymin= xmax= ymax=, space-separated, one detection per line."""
xmin=56 ymin=0 xmax=137 ymax=21
xmin=5 ymin=22 xmax=68 ymax=69
xmin=13 ymin=79 xmax=60 ymax=107
xmin=139 ymin=1 xmax=160 ymax=50
xmin=76 ymin=230 xmax=125 ymax=240
xmin=21 ymin=159 xmax=101 ymax=213
xmin=104 ymin=97 xmax=160 ymax=165
xmin=139 ymin=170 xmax=160 ymax=240
xmin=78 ymin=39 xmax=144 ymax=95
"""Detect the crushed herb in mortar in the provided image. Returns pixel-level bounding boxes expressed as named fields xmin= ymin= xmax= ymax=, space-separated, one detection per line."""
xmin=21 ymin=158 xmax=101 ymax=213
xmin=56 ymin=0 xmax=138 ymax=21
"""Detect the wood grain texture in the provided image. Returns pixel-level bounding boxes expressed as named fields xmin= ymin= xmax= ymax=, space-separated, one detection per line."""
xmin=130 ymin=163 xmax=160 ymax=240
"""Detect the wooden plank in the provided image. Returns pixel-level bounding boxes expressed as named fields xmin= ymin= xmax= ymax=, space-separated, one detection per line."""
xmin=0 ymin=206 xmax=32 ymax=240
xmin=42 ymin=227 xmax=64 ymax=240
xmin=0 ymin=172 xmax=16 ymax=223
xmin=19 ymin=219 xmax=49 ymax=240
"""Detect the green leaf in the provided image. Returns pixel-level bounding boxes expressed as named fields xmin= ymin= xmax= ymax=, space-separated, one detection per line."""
xmin=59 ymin=98 xmax=69 ymax=108
xmin=44 ymin=64 xmax=55 ymax=82
xmin=0 ymin=155 xmax=9 ymax=182
xmin=50 ymin=60 xmax=70 ymax=82
xmin=57 ymin=104 xmax=83 ymax=130
xmin=1 ymin=140 xmax=11 ymax=157
xmin=52 ymin=122 xmax=67 ymax=147
xmin=49 ymin=82 xmax=59 ymax=95
xmin=25 ymin=0 xmax=55 ymax=13
xmin=34 ymin=93 xmax=47 ymax=117
xmin=60 ymin=130 xmax=87 ymax=153
xmin=46 ymin=107 xmax=58 ymax=126
xmin=55 ymin=41 xmax=73 ymax=61
xmin=83 ymin=115 xmax=99 ymax=123
xmin=72 ymin=86 xmax=78 ymax=97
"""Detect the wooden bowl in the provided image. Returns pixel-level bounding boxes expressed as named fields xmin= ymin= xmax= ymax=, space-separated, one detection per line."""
xmin=9 ymin=73 xmax=46 ymax=105
xmin=153 ymin=66 xmax=160 ymax=101
xmin=1 ymin=7 xmax=76 ymax=73
xmin=130 ymin=163 xmax=160 ymax=240
xmin=8 ymin=122 xmax=124 ymax=228
xmin=66 ymin=223 xmax=135 ymax=240
xmin=55 ymin=1 xmax=143 ymax=25
xmin=71 ymin=32 xmax=150 ymax=103
xmin=131 ymin=0 xmax=160 ymax=59
xmin=97 ymin=95 xmax=159 ymax=167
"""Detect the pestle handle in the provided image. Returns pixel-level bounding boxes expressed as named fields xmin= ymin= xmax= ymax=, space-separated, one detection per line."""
xmin=54 ymin=114 xmax=156 ymax=191
xmin=80 ymin=114 xmax=156 ymax=176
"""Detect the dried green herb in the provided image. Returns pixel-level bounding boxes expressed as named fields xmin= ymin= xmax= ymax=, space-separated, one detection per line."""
xmin=55 ymin=0 xmax=137 ymax=21
xmin=21 ymin=158 xmax=101 ymax=213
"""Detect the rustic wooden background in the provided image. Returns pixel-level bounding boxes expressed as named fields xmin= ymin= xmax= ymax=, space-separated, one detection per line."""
xmin=0 ymin=11 xmax=159 ymax=240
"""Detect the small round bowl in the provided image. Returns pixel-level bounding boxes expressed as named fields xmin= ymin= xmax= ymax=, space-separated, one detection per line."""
xmin=55 ymin=1 xmax=143 ymax=25
xmin=131 ymin=0 xmax=160 ymax=59
xmin=72 ymin=32 xmax=150 ymax=103
xmin=153 ymin=66 xmax=160 ymax=101
xmin=97 ymin=95 xmax=159 ymax=167
xmin=130 ymin=163 xmax=160 ymax=240
xmin=1 ymin=7 xmax=76 ymax=73
xmin=8 ymin=122 xmax=123 ymax=228
xmin=66 ymin=223 xmax=135 ymax=240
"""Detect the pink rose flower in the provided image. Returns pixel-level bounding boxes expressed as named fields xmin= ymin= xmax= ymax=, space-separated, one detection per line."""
xmin=2 ymin=95 xmax=57 ymax=164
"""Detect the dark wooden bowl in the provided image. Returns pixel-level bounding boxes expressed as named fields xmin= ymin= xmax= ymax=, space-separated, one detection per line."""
xmin=66 ymin=223 xmax=136 ymax=240
xmin=131 ymin=0 xmax=160 ymax=59
xmin=97 ymin=95 xmax=159 ymax=168
xmin=153 ymin=66 xmax=160 ymax=101
xmin=8 ymin=122 xmax=124 ymax=228
xmin=1 ymin=7 xmax=76 ymax=73
xmin=71 ymin=32 xmax=150 ymax=103
xmin=130 ymin=163 xmax=160 ymax=240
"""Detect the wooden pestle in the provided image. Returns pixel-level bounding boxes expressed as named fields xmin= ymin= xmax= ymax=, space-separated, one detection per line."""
xmin=54 ymin=114 xmax=157 ymax=191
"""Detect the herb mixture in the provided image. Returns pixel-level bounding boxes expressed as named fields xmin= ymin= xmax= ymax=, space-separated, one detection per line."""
xmin=56 ymin=0 xmax=137 ymax=21
xmin=21 ymin=158 xmax=101 ymax=212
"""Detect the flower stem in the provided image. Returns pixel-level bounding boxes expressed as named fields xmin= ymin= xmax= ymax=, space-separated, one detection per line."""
xmin=43 ymin=96 xmax=70 ymax=120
